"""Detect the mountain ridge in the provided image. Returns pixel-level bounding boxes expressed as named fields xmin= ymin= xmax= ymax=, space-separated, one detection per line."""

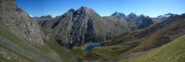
xmin=38 ymin=6 xmax=159 ymax=48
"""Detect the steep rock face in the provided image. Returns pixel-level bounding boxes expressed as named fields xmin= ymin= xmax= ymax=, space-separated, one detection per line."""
xmin=41 ymin=7 xmax=110 ymax=47
xmin=0 ymin=0 xmax=47 ymax=45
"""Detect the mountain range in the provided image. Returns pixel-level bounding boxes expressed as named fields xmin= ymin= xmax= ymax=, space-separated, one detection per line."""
xmin=37 ymin=7 xmax=170 ymax=48
xmin=0 ymin=0 xmax=185 ymax=62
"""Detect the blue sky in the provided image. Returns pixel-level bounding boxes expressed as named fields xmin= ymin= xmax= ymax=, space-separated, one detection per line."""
xmin=16 ymin=0 xmax=185 ymax=17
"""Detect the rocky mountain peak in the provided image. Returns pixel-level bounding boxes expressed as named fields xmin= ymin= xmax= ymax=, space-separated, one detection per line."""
xmin=127 ymin=13 xmax=137 ymax=19
xmin=64 ymin=8 xmax=75 ymax=16
xmin=68 ymin=8 xmax=75 ymax=12
xmin=163 ymin=13 xmax=177 ymax=18
xmin=111 ymin=12 xmax=126 ymax=17
xmin=80 ymin=6 xmax=89 ymax=10
xmin=75 ymin=6 xmax=92 ymax=14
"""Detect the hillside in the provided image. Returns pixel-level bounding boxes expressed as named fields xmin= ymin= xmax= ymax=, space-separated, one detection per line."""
xmin=104 ymin=13 xmax=184 ymax=48
xmin=0 ymin=0 xmax=76 ymax=62
xmin=79 ymin=14 xmax=185 ymax=62
xmin=123 ymin=35 xmax=185 ymax=62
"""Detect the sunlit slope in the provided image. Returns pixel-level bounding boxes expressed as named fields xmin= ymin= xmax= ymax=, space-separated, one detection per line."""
xmin=123 ymin=35 xmax=185 ymax=62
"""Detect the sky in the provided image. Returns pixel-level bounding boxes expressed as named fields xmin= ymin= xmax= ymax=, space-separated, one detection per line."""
xmin=16 ymin=0 xmax=185 ymax=17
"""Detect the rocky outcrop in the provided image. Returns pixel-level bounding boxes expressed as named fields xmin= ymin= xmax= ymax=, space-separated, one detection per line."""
xmin=0 ymin=0 xmax=48 ymax=45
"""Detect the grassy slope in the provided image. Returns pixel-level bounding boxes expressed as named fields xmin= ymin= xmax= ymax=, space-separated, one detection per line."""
xmin=0 ymin=18 xmax=76 ymax=62
xmin=120 ymin=35 xmax=185 ymax=62
xmin=47 ymin=40 xmax=77 ymax=62
xmin=0 ymin=28 xmax=76 ymax=62
xmin=0 ymin=19 xmax=33 ymax=61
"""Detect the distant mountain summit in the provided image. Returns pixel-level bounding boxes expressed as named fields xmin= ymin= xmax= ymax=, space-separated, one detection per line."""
xmin=153 ymin=13 xmax=178 ymax=23
xmin=126 ymin=13 xmax=154 ymax=29
xmin=105 ymin=12 xmax=154 ymax=30
xmin=32 ymin=15 xmax=53 ymax=21
xmin=111 ymin=12 xmax=126 ymax=17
